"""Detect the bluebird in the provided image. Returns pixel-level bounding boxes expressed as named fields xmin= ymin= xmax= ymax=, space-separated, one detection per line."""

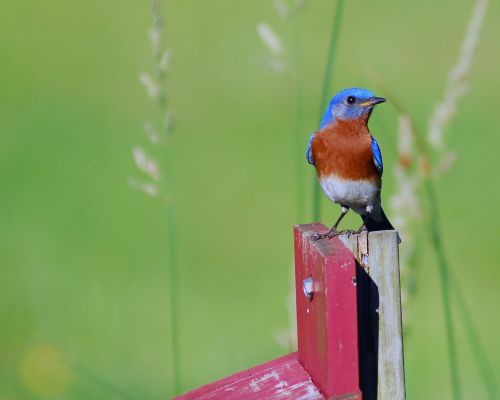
xmin=306 ymin=87 xmax=395 ymax=239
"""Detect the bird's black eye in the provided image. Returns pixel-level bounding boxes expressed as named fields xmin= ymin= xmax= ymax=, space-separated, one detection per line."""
xmin=346 ymin=96 xmax=356 ymax=105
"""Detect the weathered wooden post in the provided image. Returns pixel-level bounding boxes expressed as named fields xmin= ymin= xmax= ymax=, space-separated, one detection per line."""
xmin=295 ymin=223 xmax=406 ymax=400
xmin=339 ymin=229 xmax=405 ymax=400
xmin=294 ymin=223 xmax=362 ymax=399
xmin=174 ymin=223 xmax=405 ymax=400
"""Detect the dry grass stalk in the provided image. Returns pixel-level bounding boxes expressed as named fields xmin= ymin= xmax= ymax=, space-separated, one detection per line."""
xmin=388 ymin=1 xmax=490 ymax=397
xmin=130 ymin=0 xmax=180 ymax=395
xmin=391 ymin=0 xmax=489 ymax=316
xmin=428 ymin=0 xmax=489 ymax=150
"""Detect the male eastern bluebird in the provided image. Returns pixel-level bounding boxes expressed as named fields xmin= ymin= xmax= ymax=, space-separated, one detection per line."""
xmin=306 ymin=87 xmax=395 ymax=240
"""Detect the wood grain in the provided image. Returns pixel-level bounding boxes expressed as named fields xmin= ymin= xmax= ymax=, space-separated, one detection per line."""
xmin=339 ymin=230 xmax=406 ymax=400
xmin=174 ymin=353 xmax=324 ymax=400
xmin=294 ymin=223 xmax=362 ymax=400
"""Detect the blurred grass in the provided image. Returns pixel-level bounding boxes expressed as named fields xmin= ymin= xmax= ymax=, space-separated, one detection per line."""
xmin=311 ymin=0 xmax=344 ymax=222
xmin=0 ymin=0 xmax=499 ymax=399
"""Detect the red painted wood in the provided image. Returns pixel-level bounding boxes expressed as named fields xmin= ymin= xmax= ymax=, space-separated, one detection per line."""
xmin=294 ymin=223 xmax=362 ymax=400
xmin=174 ymin=224 xmax=363 ymax=400
xmin=174 ymin=353 xmax=325 ymax=400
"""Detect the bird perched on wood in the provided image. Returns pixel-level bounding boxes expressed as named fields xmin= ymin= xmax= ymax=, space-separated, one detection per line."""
xmin=306 ymin=87 xmax=395 ymax=240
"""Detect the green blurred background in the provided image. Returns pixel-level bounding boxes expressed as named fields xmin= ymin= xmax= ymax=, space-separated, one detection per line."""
xmin=1 ymin=0 xmax=499 ymax=398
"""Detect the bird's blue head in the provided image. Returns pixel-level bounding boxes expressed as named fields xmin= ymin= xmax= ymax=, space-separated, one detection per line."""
xmin=320 ymin=87 xmax=386 ymax=129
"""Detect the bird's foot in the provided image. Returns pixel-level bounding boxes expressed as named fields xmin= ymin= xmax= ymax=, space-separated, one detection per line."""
xmin=339 ymin=229 xmax=357 ymax=238
xmin=355 ymin=224 xmax=368 ymax=234
xmin=339 ymin=226 xmax=366 ymax=239
xmin=311 ymin=230 xmax=338 ymax=241
xmin=313 ymin=228 xmax=360 ymax=240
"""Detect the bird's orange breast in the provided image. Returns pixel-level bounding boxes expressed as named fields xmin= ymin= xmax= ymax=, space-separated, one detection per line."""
xmin=311 ymin=118 xmax=381 ymax=184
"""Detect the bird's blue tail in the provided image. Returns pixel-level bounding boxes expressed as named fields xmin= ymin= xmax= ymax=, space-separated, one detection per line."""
xmin=365 ymin=208 xmax=395 ymax=232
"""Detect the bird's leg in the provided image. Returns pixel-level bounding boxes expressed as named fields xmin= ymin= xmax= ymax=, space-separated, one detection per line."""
xmin=312 ymin=206 xmax=350 ymax=240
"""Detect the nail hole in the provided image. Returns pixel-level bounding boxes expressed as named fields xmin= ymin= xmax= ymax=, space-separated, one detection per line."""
xmin=302 ymin=276 xmax=314 ymax=300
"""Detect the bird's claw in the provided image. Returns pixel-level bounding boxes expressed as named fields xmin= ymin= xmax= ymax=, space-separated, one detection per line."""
xmin=326 ymin=231 xmax=338 ymax=239
xmin=349 ymin=225 xmax=367 ymax=237
xmin=313 ymin=227 xmax=367 ymax=241
xmin=357 ymin=225 xmax=368 ymax=234
xmin=311 ymin=232 xmax=326 ymax=241
xmin=312 ymin=230 xmax=338 ymax=241
xmin=341 ymin=229 xmax=357 ymax=238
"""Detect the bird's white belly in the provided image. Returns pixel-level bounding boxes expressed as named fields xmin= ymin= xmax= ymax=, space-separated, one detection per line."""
xmin=319 ymin=175 xmax=380 ymax=211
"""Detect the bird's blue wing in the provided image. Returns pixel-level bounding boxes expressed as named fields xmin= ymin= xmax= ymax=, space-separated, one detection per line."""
xmin=371 ymin=136 xmax=383 ymax=175
xmin=306 ymin=132 xmax=316 ymax=165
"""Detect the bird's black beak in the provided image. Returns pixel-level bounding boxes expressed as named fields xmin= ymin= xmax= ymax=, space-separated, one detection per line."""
xmin=371 ymin=96 xmax=387 ymax=105
xmin=361 ymin=97 xmax=387 ymax=107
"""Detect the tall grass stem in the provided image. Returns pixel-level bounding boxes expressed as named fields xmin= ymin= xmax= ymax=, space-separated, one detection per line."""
xmin=358 ymin=0 xmax=490 ymax=396
xmin=312 ymin=0 xmax=345 ymax=221
xmin=387 ymin=89 xmax=494 ymax=397
xmin=450 ymin=273 xmax=498 ymax=399
xmin=425 ymin=180 xmax=461 ymax=400
xmin=149 ymin=0 xmax=181 ymax=394
xmin=163 ymin=159 xmax=180 ymax=395
xmin=291 ymin=11 xmax=305 ymax=222
xmin=384 ymin=89 xmax=463 ymax=398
